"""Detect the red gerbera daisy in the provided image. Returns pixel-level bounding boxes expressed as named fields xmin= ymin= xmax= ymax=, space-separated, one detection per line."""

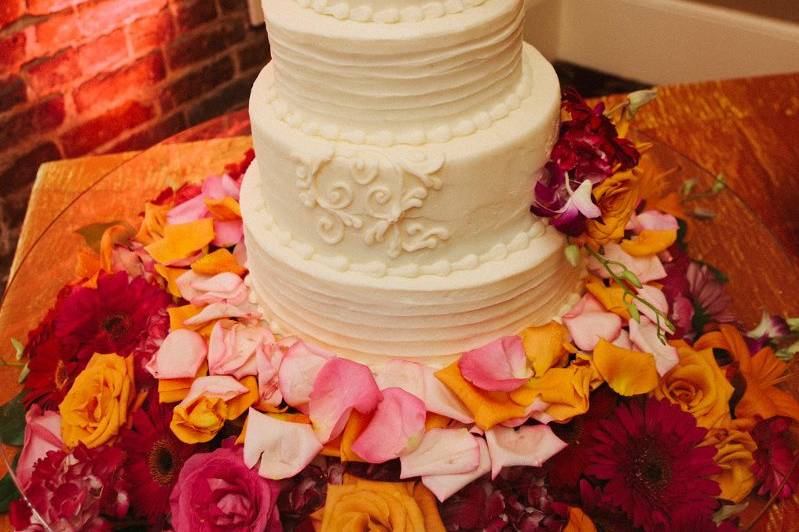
xmin=585 ymin=397 xmax=721 ymax=531
xmin=117 ymin=393 xmax=195 ymax=528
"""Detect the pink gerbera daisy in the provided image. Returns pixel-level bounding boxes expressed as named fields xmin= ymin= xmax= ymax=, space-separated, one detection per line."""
xmin=585 ymin=397 xmax=721 ymax=530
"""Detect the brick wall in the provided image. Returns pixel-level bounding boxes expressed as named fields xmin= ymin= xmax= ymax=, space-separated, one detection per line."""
xmin=0 ymin=0 xmax=269 ymax=284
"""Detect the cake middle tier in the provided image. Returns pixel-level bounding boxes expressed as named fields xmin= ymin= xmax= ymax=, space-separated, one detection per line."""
xmin=264 ymin=0 xmax=526 ymax=136
xmin=249 ymin=43 xmax=560 ymax=271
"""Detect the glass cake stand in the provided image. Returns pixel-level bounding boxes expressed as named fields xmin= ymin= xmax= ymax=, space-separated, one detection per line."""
xmin=0 ymin=112 xmax=797 ymax=530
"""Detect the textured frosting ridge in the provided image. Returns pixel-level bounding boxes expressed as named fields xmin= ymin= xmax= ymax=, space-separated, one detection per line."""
xmin=294 ymin=0 xmax=488 ymax=23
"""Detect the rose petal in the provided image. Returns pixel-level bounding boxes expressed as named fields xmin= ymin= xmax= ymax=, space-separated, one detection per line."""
xmin=421 ymin=366 xmax=473 ymax=424
xmin=636 ymin=210 xmax=679 ymax=232
xmin=208 ymin=320 xmax=273 ymax=379
xmin=621 ymin=229 xmax=678 ymax=257
xmin=146 ymin=329 xmax=208 ymax=379
xmin=563 ymin=311 xmax=622 ymax=352
xmin=399 ymin=428 xmax=480 ymax=479
xmin=278 ymin=340 xmax=334 ymax=410
xmin=167 ymin=195 xmax=208 ymax=225
xmin=351 ymin=388 xmax=426 ymax=463
xmin=183 ymin=302 xmax=260 ymax=326
xmin=422 ymin=437 xmax=491 ymax=502
xmin=613 ymin=329 xmax=633 ymax=350
xmin=204 ymin=174 xmax=240 ymax=201
xmin=191 ymin=248 xmax=246 ymax=276
xmin=374 ymin=359 xmax=425 ymax=399
xmin=309 ymin=358 xmax=382 ymax=443
xmin=590 ymin=243 xmax=667 ymax=283
xmin=563 ymin=293 xmax=606 ymax=318
xmin=458 ymin=336 xmax=532 ymax=392
xmin=592 ymin=338 xmax=660 ymax=396
xmin=256 ymin=339 xmax=291 ymax=408
xmin=145 ymin=219 xmax=215 ymax=266
xmin=16 ymin=406 xmax=62 ymax=490
xmin=180 ymin=375 xmax=249 ymax=406
xmin=243 ymin=408 xmax=323 ymax=479
xmin=191 ymin=272 xmax=248 ymax=306
xmin=485 ymin=424 xmax=567 ymax=479
xmin=213 ymin=220 xmax=244 ymax=248
xmin=636 ymin=285 xmax=670 ymax=326
xmin=629 ymin=317 xmax=680 ymax=376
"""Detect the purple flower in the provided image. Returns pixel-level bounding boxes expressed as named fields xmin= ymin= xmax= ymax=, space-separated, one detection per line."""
xmin=688 ymin=262 xmax=735 ymax=330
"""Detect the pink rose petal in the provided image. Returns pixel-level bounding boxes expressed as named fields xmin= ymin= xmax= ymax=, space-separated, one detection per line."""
xmin=399 ymin=428 xmax=480 ymax=479
xmin=485 ymin=424 xmax=567 ymax=479
xmin=16 ymin=406 xmax=62 ymax=490
xmin=183 ymin=302 xmax=260 ymax=326
xmin=180 ymin=375 xmax=249 ymax=407
xmin=563 ymin=296 xmax=623 ymax=352
xmin=637 ymin=210 xmax=679 ymax=232
xmin=146 ymin=329 xmax=207 ymax=379
xmin=629 ymin=317 xmax=679 ymax=376
xmin=167 ymin=195 xmax=208 ymax=225
xmin=590 ymin=243 xmax=667 ymax=283
xmin=374 ymin=359 xmax=425 ymax=399
xmin=458 ymin=336 xmax=532 ymax=392
xmin=208 ymin=320 xmax=274 ymax=379
xmin=309 ymin=358 xmax=382 ymax=443
xmin=256 ymin=339 xmax=292 ymax=408
xmin=636 ymin=285 xmax=670 ymax=326
xmin=213 ymin=219 xmax=244 ymax=248
xmin=243 ymin=409 xmax=323 ymax=480
xmin=612 ymin=329 xmax=633 ymax=350
xmin=351 ymin=388 xmax=426 ymax=463
xmin=203 ymin=174 xmax=241 ymax=201
xmin=422 ymin=365 xmax=473 ymax=424
xmin=422 ymin=437 xmax=491 ymax=502
xmin=563 ymin=293 xmax=606 ymax=318
xmin=192 ymin=272 xmax=248 ymax=306
xmin=278 ymin=341 xmax=334 ymax=410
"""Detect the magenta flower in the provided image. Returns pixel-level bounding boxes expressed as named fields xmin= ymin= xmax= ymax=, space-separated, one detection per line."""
xmin=751 ymin=417 xmax=799 ymax=499
xmin=687 ymin=262 xmax=735 ymax=330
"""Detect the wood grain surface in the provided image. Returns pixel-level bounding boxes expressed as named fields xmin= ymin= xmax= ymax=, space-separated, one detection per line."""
xmin=0 ymin=73 xmax=797 ymax=531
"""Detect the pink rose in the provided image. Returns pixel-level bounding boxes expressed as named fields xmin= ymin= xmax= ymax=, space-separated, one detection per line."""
xmin=208 ymin=320 xmax=274 ymax=379
xmin=15 ymin=405 xmax=62 ymax=490
xmin=170 ymin=444 xmax=281 ymax=532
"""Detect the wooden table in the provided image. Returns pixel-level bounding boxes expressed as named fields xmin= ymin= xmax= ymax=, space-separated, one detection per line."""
xmin=1 ymin=73 xmax=797 ymax=531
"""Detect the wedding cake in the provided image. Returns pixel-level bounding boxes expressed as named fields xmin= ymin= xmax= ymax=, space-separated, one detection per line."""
xmin=240 ymin=0 xmax=583 ymax=364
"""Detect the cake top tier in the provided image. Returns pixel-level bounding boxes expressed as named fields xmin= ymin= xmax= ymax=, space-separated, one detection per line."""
xmin=264 ymin=0 xmax=526 ymax=143
xmin=289 ymin=0 xmax=488 ymax=23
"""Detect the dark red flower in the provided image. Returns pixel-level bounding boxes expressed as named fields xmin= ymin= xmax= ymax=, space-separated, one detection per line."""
xmin=585 ymin=397 xmax=721 ymax=531
xmin=546 ymin=385 xmax=619 ymax=498
xmin=117 ymin=393 xmax=195 ymax=528
xmin=10 ymin=444 xmax=129 ymax=531
xmin=277 ymin=457 xmax=344 ymax=526
xmin=751 ymin=417 xmax=799 ymax=499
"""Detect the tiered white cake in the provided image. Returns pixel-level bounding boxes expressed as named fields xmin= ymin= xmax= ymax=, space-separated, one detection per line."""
xmin=240 ymin=0 xmax=583 ymax=364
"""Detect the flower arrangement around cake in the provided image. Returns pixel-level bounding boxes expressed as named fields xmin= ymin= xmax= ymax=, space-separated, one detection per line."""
xmin=1 ymin=89 xmax=798 ymax=532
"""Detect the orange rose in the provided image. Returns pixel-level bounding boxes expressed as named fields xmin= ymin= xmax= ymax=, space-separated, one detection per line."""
xmin=703 ymin=419 xmax=757 ymax=503
xmin=319 ymin=475 xmax=444 ymax=532
xmin=653 ymin=342 xmax=733 ymax=429
xmin=584 ymin=170 xmax=640 ymax=246
xmin=59 ymin=353 xmax=135 ymax=449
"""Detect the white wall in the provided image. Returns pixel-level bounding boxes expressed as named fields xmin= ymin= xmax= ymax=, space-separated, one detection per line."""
xmin=524 ymin=0 xmax=799 ymax=84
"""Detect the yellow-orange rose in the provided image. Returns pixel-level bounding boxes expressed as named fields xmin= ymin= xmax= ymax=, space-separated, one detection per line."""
xmin=653 ymin=342 xmax=733 ymax=429
xmin=320 ymin=476 xmax=445 ymax=532
xmin=59 ymin=353 xmax=135 ymax=449
xmin=585 ymin=170 xmax=640 ymax=246
xmin=703 ymin=419 xmax=757 ymax=503
xmin=170 ymin=375 xmax=254 ymax=444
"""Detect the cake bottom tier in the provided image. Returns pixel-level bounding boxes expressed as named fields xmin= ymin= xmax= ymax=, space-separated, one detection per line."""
xmin=242 ymin=164 xmax=583 ymax=367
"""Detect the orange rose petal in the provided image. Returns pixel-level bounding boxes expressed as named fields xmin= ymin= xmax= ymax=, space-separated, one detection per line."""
xmin=168 ymin=304 xmax=203 ymax=331
xmin=75 ymin=248 xmax=102 ymax=283
xmin=270 ymin=412 xmax=311 ymax=424
xmin=205 ymin=197 xmax=242 ymax=221
xmin=424 ymin=413 xmax=451 ymax=431
xmin=235 ymin=416 xmax=248 ymax=446
xmin=648 ymin=192 xmax=690 ymax=225
xmin=134 ymin=202 xmax=170 ymax=245
xmin=510 ymin=363 xmax=602 ymax=422
xmin=144 ymin=218 xmax=214 ymax=265
xmin=226 ymin=376 xmax=259 ymax=420
xmin=413 ymin=483 xmax=447 ymax=532
xmin=340 ymin=410 xmax=372 ymax=462
xmin=157 ymin=362 xmax=208 ymax=403
xmin=585 ymin=276 xmax=631 ymax=319
xmin=564 ymin=506 xmax=598 ymax=532
xmin=191 ymin=248 xmax=246 ymax=276
xmin=520 ymin=321 xmax=569 ymax=376
xmin=620 ymin=229 xmax=677 ymax=257
xmin=592 ymin=339 xmax=659 ymax=396
xmin=100 ymin=224 xmax=135 ymax=272
xmin=154 ymin=264 xmax=187 ymax=298
xmin=435 ymin=362 xmax=528 ymax=430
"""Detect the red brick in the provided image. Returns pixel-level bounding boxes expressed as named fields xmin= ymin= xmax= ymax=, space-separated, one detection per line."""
xmin=166 ymin=18 xmax=243 ymax=70
xmin=0 ymin=142 xmax=62 ymax=195
xmin=77 ymin=28 xmax=128 ymax=76
xmin=0 ymin=76 xmax=27 ymax=113
xmin=0 ymin=96 xmax=65 ymax=150
xmin=35 ymin=7 xmax=82 ymax=55
xmin=77 ymin=0 xmax=167 ymax=37
xmin=0 ymin=31 xmax=26 ymax=70
xmin=0 ymin=0 xmax=24 ymax=30
xmin=27 ymin=0 xmax=76 ymax=15
xmin=23 ymin=48 xmax=81 ymax=95
xmin=186 ymin=71 xmax=253 ymax=126
xmin=73 ymin=51 xmax=166 ymax=113
xmin=159 ymin=54 xmax=233 ymax=111
xmin=173 ymin=0 xmax=217 ymax=31
xmin=106 ymin=111 xmax=185 ymax=152
xmin=60 ymin=100 xmax=154 ymax=156
xmin=237 ymin=39 xmax=269 ymax=72
xmin=129 ymin=8 xmax=174 ymax=54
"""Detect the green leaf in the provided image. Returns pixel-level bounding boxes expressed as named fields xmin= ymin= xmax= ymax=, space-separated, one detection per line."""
xmin=74 ymin=220 xmax=129 ymax=253
xmin=0 ymin=455 xmax=21 ymax=514
xmin=10 ymin=339 xmax=23 ymax=361
xmin=17 ymin=363 xmax=29 ymax=385
xmin=681 ymin=178 xmax=697 ymax=197
xmin=711 ymin=173 xmax=727 ymax=194
xmin=564 ymin=245 xmax=581 ymax=268
xmin=621 ymin=270 xmax=643 ymax=288
xmin=713 ymin=501 xmax=748 ymax=524
xmin=776 ymin=340 xmax=799 ymax=362
xmin=0 ymin=391 xmax=27 ymax=446
xmin=787 ymin=317 xmax=799 ymax=332
xmin=626 ymin=301 xmax=641 ymax=322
